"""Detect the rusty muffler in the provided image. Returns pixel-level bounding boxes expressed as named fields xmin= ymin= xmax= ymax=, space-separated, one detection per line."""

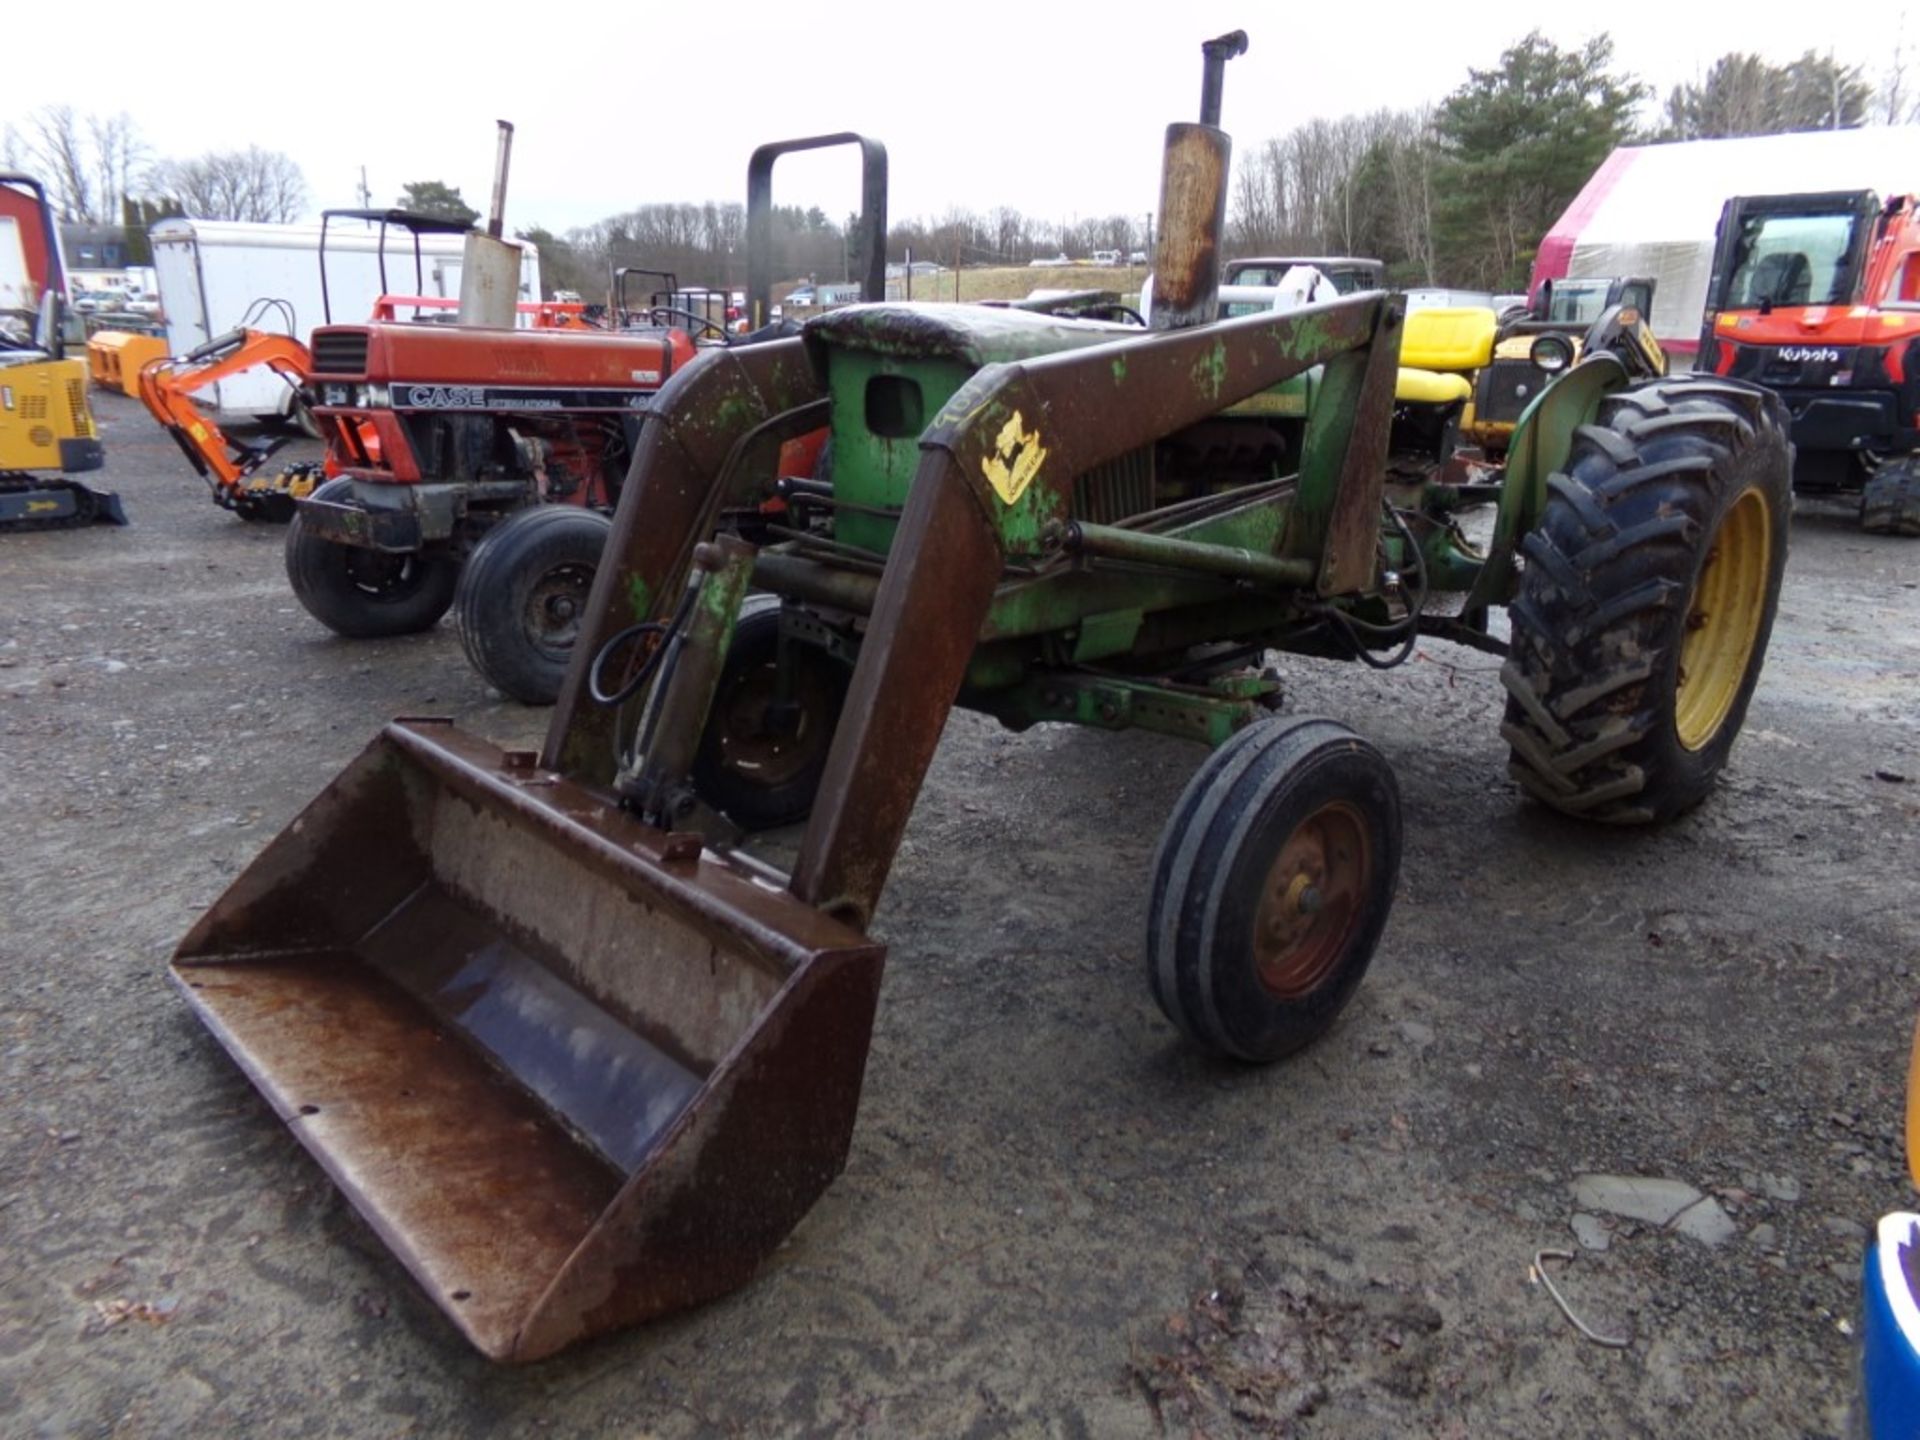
xmin=170 ymin=719 xmax=883 ymax=1362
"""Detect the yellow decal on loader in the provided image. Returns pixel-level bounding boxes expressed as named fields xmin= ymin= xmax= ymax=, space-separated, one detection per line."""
xmin=982 ymin=410 xmax=1047 ymax=506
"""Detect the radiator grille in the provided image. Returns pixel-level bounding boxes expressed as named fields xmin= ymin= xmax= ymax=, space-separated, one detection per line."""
xmin=1071 ymin=446 xmax=1155 ymax=525
xmin=67 ymin=379 xmax=91 ymax=435
xmin=21 ymin=394 xmax=48 ymax=421
xmin=1476 ymin=359 xmax=1543 ymax=426
xmin=311 ymin=328 xmax=371 ymax=376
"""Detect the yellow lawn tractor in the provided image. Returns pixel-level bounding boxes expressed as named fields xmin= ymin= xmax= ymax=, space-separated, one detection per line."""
xmin=1395 ymin=277 xmax=1665 ymax=463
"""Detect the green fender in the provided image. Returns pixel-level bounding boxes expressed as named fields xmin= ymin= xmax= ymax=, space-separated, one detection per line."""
xmin=1462 ymin=351 xmax=1630 ymax=615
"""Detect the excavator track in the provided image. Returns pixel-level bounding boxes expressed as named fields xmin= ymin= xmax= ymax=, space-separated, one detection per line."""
xmin=0 ymin=474 xmax=128 ymax=530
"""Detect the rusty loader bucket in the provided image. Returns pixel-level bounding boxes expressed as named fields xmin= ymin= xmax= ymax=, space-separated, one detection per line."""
xmin=170 ymin=720 xmax=883 ymax=1362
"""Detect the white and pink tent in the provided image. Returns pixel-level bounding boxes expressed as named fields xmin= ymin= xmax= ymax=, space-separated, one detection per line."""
xmin=1532 ymin=127 xmax=1920 ymax=358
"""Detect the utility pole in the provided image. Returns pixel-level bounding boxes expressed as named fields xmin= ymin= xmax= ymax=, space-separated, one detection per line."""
xmin=357 ymin=166 xmax=372 ymax=209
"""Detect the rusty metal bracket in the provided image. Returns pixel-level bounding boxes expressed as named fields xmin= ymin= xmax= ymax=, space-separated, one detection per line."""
xmin=544 ymin=336 xmax=826 ymax=782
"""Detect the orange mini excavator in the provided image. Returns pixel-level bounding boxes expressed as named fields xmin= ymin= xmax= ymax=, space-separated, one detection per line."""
xmin=137 ymin=325 xmax=327 ymax=521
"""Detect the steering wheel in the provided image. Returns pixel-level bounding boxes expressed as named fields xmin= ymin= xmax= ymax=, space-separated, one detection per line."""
xmin=644 ymin=306 xmax=733 ymax=344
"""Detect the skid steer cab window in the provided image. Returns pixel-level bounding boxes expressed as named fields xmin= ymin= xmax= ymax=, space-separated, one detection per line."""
xmin=1722 ymin=213 xmax=1861 ymax=309
xmin=1541 ymin=279 xmax=1612 ymax=325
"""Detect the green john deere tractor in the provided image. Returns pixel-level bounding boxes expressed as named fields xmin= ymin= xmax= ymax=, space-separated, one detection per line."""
xmin=169 ymin=31 xmax=1792 ymax=1361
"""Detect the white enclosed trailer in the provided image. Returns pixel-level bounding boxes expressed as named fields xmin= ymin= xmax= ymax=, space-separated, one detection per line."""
xmin=149 ymin=217 xmax=542 ymax=421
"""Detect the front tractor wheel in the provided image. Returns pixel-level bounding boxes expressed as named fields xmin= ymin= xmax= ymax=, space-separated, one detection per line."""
xmin=454 ymin=505 xmax=613 ymax=705
xmin=691 ymin=600 xmax=853 ymax=830
xmin=1861 ymin=456 xmax=1920 ymax=537
xmin=284 ymin=479 xmax=460 ymax=639
xmin=1147 ymin=716 xmax=1402 ymax=1064
xmin=1501 ymin=377 xmax=1791 ymax=823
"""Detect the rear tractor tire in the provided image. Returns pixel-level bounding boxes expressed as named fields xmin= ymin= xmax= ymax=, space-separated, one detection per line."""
xmin=691 ymin=600 xmax=853 ymax=830
xmin=1147 ymin=716 xmax=1402 ymax=1064
xmin=1861 ymin=457 xmax=1920 ymax=537
xmin=1501 ymin=377 xmax=1791 ymax=824
xmin=455 ymin=505 xmax=613 ymax=705
xmin=285 ymin=480 xmax=461 ymax=639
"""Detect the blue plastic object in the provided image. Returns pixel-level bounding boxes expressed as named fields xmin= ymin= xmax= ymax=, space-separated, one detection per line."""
xmin=1862 ymin=1212 xmax=1920 ymax=1438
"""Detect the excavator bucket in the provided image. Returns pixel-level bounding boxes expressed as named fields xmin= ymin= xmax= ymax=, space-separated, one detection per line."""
xmin=169 ymin=719 xmax=884 ymax=1362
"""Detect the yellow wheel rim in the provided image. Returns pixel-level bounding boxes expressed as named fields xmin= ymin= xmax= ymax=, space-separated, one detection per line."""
xmin=1675 ymin=487 xmax=1772 ymax=751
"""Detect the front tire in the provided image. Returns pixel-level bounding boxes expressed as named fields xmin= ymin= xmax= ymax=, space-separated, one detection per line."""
xmin=690 ymin=601 xmax=851 ymax=829
xmin=1501 ymin=377 xmax=1791 ymax=823
xmin=284 ymin=478 xmax=460 ymax=639
xmin=1147 ymin=716 xmax=1402 ymax=1063
xmin=454 ymin=505 xmax=612 ymax=704
xmin=1861 ymin=456 xmax=1920 ymax=537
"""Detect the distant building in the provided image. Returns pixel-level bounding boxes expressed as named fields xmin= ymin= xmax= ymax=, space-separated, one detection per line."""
xmin=60 ymin=223 xmax=130 ymax=270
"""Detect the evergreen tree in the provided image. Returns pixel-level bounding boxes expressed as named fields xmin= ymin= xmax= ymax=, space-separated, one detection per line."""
xmin=397 ymin=181 xmax=480 ymax=227
xmin=1433 ymin=32 xmax=1645 ymax=290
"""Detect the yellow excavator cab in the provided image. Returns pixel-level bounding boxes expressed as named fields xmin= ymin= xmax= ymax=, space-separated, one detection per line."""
xmin=1399 ymin=306 xmax=1498 ymax=374
xmin=0 ymin=351 xmax=122 ymax=527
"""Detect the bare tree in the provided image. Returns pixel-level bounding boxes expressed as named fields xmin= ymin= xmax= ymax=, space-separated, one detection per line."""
xmin=154 ymin=147 xmax=306 ymax=223
xmin=87 ymin=113 xmax=148 ymax=221
xmin=1381 ymin=110 xmax=1439 ymax=285
xmin=6 ymin=107 xmax=93 ymax=221
xmin=1229 ymin=113 xmax=1398 ymax=260
xmin=1881 ymin=21 xmax=1920 ymax=125
xmin=1 ymin=106 xmax=151 ymax=222
xmin=1662 ymin=49 xmax=1872 ymax=139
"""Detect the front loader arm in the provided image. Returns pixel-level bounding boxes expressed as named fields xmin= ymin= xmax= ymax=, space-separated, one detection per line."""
xmin=543 ymin=336 xmax=830 ymax=782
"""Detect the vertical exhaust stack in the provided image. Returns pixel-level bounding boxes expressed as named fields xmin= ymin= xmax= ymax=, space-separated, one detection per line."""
xmin=1150 ymin=31 xmax=1246 ymax=331
xmin=458 ymin=120 xmax=521 ymax=328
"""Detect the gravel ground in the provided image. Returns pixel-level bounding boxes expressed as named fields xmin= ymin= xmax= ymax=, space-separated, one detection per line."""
xmin=3 ymin=389 xmax=1918 ymax=1438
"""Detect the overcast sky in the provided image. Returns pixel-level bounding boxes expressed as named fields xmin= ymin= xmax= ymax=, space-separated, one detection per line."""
xmin=6 ymin=1 xmax=1915 ymax=237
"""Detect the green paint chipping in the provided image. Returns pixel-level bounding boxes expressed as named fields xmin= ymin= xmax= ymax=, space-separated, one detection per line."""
xmin=707 ymin=396 xmax=758 ymax=435
xmin=1111 ymin=356 xmax=1127 ymax=385
xmin=625 ymin=574 xmax=653 ymax=621
xmin=998 ymin=504 xmax=1045 ymax=557
xmin=1191 ymin=340 xmax=1229 ymax=403
xmin=1285 ymin=313 xmax=1338 ymax=361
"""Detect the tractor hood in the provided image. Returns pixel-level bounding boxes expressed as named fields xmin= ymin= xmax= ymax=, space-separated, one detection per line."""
xmin=803 ymin=302 xmax=1138 ymax=369
xmin=310 ymin=322 xmax=682 ymax=391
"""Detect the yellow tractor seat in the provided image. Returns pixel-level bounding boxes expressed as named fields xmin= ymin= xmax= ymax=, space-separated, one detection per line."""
xmin=1398 ymin=306 xmax=1498 ymax=374
xmin=1394 ymin=367 xmax=1472 ymax=407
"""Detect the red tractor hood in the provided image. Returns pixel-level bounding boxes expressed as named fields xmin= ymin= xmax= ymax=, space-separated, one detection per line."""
xmin=311 ymin=322 xmax=690 ymax=389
